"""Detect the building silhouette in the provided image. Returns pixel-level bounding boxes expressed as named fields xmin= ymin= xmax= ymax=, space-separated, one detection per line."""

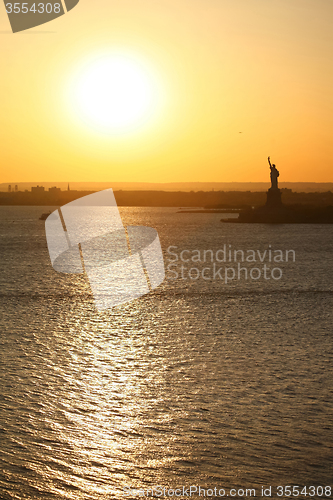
xmin=31 ymin=185 xmax=45 ymax=193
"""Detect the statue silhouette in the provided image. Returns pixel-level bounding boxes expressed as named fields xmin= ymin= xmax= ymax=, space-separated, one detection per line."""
xmin=268 ymin=157 xmax=279 ymax=190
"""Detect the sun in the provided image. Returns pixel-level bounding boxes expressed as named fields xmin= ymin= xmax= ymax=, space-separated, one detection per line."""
xmin=72 ymin=54 xmax=159 ymax=133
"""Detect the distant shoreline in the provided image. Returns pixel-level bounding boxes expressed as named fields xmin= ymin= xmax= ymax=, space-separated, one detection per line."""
xmin=1 ymin=182 xmax=333 ymax=194
xmin=1 ymin=189 xmax=332 ymax=208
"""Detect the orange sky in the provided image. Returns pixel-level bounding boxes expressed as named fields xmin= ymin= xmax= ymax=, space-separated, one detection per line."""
xmin=0 ymin=0 xmax=332 ymax=183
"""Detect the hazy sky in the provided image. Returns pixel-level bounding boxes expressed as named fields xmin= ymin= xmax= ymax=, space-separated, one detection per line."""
xmin=1 ymin=0 xmax=332 ymax=183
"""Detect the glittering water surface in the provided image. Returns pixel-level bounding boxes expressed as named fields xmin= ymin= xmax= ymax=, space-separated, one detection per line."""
xmin=0 ymin=206 xmax=332 ymax=500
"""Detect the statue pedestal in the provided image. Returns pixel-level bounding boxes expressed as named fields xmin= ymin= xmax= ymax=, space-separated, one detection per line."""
xmin=236 ymin=188 xmax=290 ymax=223
xmin=265 ymin=188 xmax=282 ymax=209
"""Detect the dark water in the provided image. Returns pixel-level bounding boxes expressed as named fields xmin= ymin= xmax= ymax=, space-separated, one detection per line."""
xmin=0 ymin=207 xmax=332 ymax=499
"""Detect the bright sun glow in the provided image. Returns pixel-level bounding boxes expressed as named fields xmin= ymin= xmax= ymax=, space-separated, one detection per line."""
xmin=73 ymin=55 xmax=159 ymax=132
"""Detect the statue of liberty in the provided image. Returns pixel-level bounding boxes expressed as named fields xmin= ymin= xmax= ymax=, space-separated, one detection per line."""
xmin=268 ymin=157 xmax=279 ymax=190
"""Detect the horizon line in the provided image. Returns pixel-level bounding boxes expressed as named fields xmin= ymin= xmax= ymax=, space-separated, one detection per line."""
xmin=2 ymin=181 xmax=333 ymax=185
